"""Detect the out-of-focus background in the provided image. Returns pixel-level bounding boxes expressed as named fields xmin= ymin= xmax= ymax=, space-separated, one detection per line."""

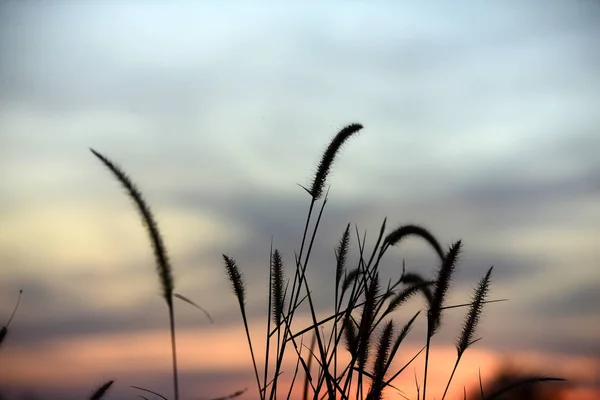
xmin=1 ymin=1 xmax=598 ymax=399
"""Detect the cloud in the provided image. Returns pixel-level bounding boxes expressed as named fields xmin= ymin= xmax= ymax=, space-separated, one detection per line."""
xmin=530 ymin=281 xmax=600 ymax=319
xmin=1 ymin=1 xmax=599 ymax=398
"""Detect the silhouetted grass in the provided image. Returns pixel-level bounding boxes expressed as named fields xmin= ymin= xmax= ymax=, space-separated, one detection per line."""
xmin=468 ymin=364 xmax=568 ymax=400
xmin=89 ymin=380 xmax=114 ymax=400
xmin=91 ymin=148 xmax=181 ymax=400
xmin=220 ymin=123 xmax=564 ymax=400
xmin=92 ymin=149 xmax=212 ymax=399
xmin=0 ymin=124 xmax=566 ymax=399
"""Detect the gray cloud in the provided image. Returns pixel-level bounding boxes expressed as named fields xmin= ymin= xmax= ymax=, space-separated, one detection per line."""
xmin=0 ymin=178 xmax=566 ymax=348
xmin=529 ymin=280 xmax=600 ymax=319
xmin=1 ymin=0 xmax=599 ymax=397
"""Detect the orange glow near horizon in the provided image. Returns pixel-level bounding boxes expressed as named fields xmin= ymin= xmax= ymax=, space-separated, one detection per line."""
xmin=1 ymin=324 xmax=598 ymax=399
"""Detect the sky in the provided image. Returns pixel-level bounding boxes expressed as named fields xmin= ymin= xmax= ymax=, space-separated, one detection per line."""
xmin=0 ymin=1 xmax=599 ymax=399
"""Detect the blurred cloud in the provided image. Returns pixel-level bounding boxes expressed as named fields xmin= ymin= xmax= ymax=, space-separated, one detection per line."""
xmin=1 ymin=0 xmax=599 ymax=399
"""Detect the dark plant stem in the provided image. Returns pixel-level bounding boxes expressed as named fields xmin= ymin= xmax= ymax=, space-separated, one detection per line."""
xmin=291 ymin=198 xmax=316 ymax=309
xmin=422 ymin=316 xmax=433 ymax=400
xmin=273 ymin=196 xmax=327 ymax=400
xmin=286 ymin=338 xmax=304 ymax=400
xmin=168 ymin=304 xmax=179 ymax=400
xmin=264 ymin=243 xmax=274 ymax=398
xmin=441 ymin=356 xmax=462 ymax=400
xmin=302 ymin=333 xmax=317 ymax=400
xmin=270 ymin=198 xmax=316 ymax=400
xmin=298 ymin=195 xmax=337 ymax=399
xmin=241 ymin=310 xmax=263 ymax=400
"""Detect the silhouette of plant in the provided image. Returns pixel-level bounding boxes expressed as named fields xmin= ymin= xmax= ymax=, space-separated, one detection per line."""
xmin=91 ymin=148 xmax=181 ymax=400
xmin=221 ymin=123 xmax=564 ymax=400
xmin=468 ymin=364 xmax=567 ymax=400
xmin=82 ymin=123 xmax=564 ymax=400
xmin=89 ymin=380 xmax=114 ymax=400
xmin=92 ymin=150 xmax=214 ymax=400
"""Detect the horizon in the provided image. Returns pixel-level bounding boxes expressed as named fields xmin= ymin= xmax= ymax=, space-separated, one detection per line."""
xmin=1 ymin=1 xmax=599 ymax=399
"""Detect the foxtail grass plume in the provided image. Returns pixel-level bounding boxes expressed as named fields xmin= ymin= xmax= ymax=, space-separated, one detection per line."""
xmin=382 ymin=224 xmax=445 ymax=261
xmin=270 ymin=249 xmax=285 ymax=326
xmin=441 ymin=266 xmax=494 ymax=400
xmin=357 ymin=273 xmax=380 ymax=371
xmin=91 ymin=149 xmax=179 ymax=400
xmin=343 ymin=310 xmax=358 ymax=356
xmin=401 ymin=272 xmax=434 ymax=308
xmin=222 ymin=254 xmax=262 ymax=398
xmin=335 ymin=223 xmax=351 ymax=288
xmin=381 ymin=281 xmax=433 ymax=320
xmin=423 ymin=240 xmax=461 ymax=400
xmin=386 ymin=311 xmax=420 ymax=373
xmin=223 ymin=255 xmax=246 ymax=315
xmin=457 ymin=266 xmax=493 ymax=355
xmin=310 ymin=123 xmax=363 ymax=199
xmin=429 ymin=240 xmax=462 ymax=335
xmin=367 ymin=320 xmax=395 ymax=400
xmin=89 ymin=380 xmax=114 ymax=400
xmin=90 ymin=149 xmax=174 ymax=306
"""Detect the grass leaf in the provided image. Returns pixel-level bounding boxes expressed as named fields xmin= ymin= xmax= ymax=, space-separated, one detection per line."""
xmin=174 ymin=293 xmax=213 ymax=324
xmin=131 ymin=385 xmax=169 ymax=400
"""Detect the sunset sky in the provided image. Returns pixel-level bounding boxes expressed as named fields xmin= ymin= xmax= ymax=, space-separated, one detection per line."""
xmin=1 ymin=1 xmax=599 ymax=399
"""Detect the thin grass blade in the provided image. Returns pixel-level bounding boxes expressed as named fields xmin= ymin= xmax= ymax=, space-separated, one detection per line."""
xmin=174 ymin=293 xmax=213 ymax=323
